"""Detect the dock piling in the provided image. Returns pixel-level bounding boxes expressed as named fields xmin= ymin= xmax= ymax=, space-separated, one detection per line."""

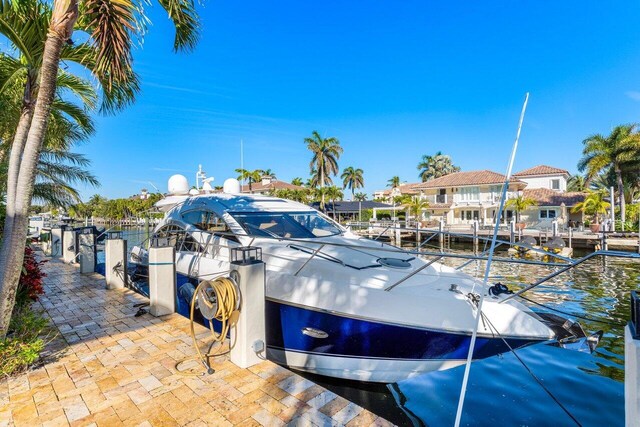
xmin=625 ymin=291 xmax=640 ymax=427
xmin=62 ymin=229 xmax=76 ymax=264
xmin=149 ymin=245 xmax=176 ymax=317
xmin=509 ymin=221 xmax=515 ymax=243
xmin=105 ymin=234 xmax=127 ymax=290
xmin=552 ymin=220 xmax=558 ymax=237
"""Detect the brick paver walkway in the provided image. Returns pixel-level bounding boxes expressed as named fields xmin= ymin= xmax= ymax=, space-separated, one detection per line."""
xmin=1 ymin=256 xmax=393 ymax=426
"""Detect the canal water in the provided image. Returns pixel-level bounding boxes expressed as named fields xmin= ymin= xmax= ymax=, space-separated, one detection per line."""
xmin=99 ymin=231 xmax=638 ymax=426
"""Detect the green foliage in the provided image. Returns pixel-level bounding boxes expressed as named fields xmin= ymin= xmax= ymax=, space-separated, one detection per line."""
xmin=68 ymin=192 xmax=164 ymax=221
xmin=270 ymin=188 xmax=310 ymax=203
xmin=305 ymin=131 xmax=342 ymax=188
xmin=340 ymin=166 xmax=364 ymax=196
xmin=354 ymin=192 xmax=367 ymax=201
xmin=387 ymin=176 xmax=400 ymax=188
xmin=417 ymin=151 xmax=460 ymax=182
xmin=571 ymin=190 xmax=611 ymax=223
xmin=0 ymin=306 xmax=50 ymax=377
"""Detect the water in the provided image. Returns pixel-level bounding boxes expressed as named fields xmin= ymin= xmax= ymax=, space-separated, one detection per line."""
xmin=385 ymin=243 xmax=637 ymax=426
xmin=99 ymin=231 xmax=638 ymax=426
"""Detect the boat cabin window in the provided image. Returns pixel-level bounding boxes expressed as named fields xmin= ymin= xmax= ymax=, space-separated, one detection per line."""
xmin=156 ymin=224 xmax=202 ymax=252
xmin=232 ymin=212 xmax=341 ymax=239
xmin=182 ymin=210 xmax=230 ymax=234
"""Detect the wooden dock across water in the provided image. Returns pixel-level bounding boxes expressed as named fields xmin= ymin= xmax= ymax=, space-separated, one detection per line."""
xmin=0 ymin=253 xmax=392 ymax=426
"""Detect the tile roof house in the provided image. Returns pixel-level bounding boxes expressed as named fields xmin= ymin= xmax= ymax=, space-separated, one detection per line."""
xmin=373 ymin=165 xmax=586 ymax=227
xmin=240 ymin=176 xmax=305 ymax=194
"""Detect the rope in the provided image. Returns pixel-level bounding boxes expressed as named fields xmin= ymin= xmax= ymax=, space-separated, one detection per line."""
xmin=480 ymin=312 xmax=582 ymax=426
xmin=175 ymin=277 xmax=240 ymax=376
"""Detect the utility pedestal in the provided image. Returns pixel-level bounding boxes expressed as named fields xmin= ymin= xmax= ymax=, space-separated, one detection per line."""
xmin=78 ymin=229 xmax=96 ymax=274
xmin=63 ymin=229 xmax=77 ymax=264
xmin=230 ymin=247 xmax=266 ymax=369
xmin=51 ymin=226 xmax=63 ymax=258
xmin=149 ymin=246 xmax=176 ymax=317
xmin=105 ymin=234 xmax=127 ymax=289
xmin=626 ymin=291 xmax=640 ymax=427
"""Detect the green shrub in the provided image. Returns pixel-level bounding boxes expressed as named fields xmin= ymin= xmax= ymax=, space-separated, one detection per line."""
xmin=0 ymin=307 xmax=51 ymax=377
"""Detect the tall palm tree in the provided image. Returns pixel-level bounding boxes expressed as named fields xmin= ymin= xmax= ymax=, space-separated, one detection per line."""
xmin=387 ymin=176 xmax=401 ymax=188
xmin=325 ymin=185 xmax=343 ymax=219
xmin=0 ymin=0 xmax=201 ymax=338
xmin=291 ymin=177 xmax=303 ymax=186
xmin=304 ymin=131 xmax=342 ymax=208
xmin=417 ymin=151 xmax=460 ymax=182
xmin=578 ymin=124 xmax=640 ymax=227
xmin=340 ymin=166 xmax=364 ymax=200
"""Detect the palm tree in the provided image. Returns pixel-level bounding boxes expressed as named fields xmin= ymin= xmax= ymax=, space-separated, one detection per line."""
xmin=340 ymin=166 xmax=364 ymax=200
xmin=291 ymin=177 xmax=303 ymax=186
xmin=571 ymin=190 xmax=611 ymax=225
xmin=567 ymin=175 xmax=587 ymax=192
xmin=406 ymin=197 xmax=429 ymax=221
xmin=578 ymin=124 xmax=640 ymax=227
xmin=0 ymin=0 xmax=201 ymax=338
xmin=304 ymin=131 xmax=342 ymax=208
xmin=417 ymin=151 xmax=460 ymax=182
xmin=505 ymin=195 xmax=537 ymax=223
xmin=235 ymin=168 xmax=263 ymax=192
xmin=387 ymin=176 xmax=401 ymax=188
xmin=354 ymin=192 xmax=367 ymax=201
xmin=262 ymin=168 xmax=275 ymax=178
xmin=326 ymin=186 xmax=343 ymax=219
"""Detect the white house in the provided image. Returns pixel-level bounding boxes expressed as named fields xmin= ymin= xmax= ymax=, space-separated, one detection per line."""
xmin=513 ymin=165 xmax=569 ymax=192
xmin=411 ymin=170 xmax=527 ymax=226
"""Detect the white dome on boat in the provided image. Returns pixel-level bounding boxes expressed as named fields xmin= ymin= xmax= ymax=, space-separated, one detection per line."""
xmin=188 ymin=188 xmax=200 ymax=196
xmin=168 ymin=174 xmax=189 ymax=195
xmin=223 ymin=178 xmax=241 ymax=194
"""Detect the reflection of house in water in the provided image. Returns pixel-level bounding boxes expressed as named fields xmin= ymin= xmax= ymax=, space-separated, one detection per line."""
xmin=373 ymin=165 xmax=586 ymax=227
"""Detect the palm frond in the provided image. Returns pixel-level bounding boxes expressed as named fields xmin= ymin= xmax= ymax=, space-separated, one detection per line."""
xmin=157 ymin=0 xmax=200 ymax=51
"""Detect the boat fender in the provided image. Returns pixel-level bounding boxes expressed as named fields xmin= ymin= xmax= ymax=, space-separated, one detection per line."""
xmin=488 ymin=283 xmax=513 ymax=296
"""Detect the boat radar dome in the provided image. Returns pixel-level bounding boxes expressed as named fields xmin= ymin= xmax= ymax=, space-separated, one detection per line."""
xmin=168 ymin=174 xmax=189 ymax=195
xmin=188 ymin=188 xmax=200 ymax=196
xmin=223 ymin=178 xmax=241 ymax=194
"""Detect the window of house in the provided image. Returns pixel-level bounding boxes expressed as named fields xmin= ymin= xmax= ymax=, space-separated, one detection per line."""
xmin=539 ymin=209 xmax=557 ymax=219
xmin=551 ymin=179 xmax=560 ymax=190
xmin=460 ymin=186 xmax=480 ymax=201
xmin=460 ymin=210 xmax=465 ymax=220
xmin=466 ymin=211 xmax=472 ymax=220
xmin=473 ymin=210 xmax=479 ymax=220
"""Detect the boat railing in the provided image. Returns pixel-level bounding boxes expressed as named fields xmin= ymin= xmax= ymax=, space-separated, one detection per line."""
xmin=245 ymin=224 xmax=640 ymax=298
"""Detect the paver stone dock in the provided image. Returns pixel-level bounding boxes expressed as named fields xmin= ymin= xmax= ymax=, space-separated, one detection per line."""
xmin=1 ymin=251 xmax=392 ymax=426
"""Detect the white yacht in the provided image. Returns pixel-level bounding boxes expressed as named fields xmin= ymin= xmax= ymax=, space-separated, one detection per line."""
xmin=130 ymin=176 xmax=589 ymax=383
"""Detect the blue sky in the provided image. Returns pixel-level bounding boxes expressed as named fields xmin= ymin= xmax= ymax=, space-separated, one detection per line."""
xmin=77 ymin=0 xmax=640 ymax=199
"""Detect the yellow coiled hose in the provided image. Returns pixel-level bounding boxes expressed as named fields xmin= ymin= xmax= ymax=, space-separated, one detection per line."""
xmin=176 ymin=277 xmax=240 ymax=375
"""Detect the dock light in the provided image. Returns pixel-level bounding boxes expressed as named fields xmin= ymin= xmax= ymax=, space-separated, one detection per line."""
xmin=231 ymin=246 xmax=262 ymax=265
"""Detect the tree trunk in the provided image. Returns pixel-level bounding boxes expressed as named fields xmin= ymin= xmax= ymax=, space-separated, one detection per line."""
xmin=615 ymin=167 xmax=625 ymax=229
xmin=0 ymin=89 xmax=36 ymax=291
xmin=320 ymin=168 xmax=325 ymax=210
xmin=0 ymin=0 xmax=77 ymax=338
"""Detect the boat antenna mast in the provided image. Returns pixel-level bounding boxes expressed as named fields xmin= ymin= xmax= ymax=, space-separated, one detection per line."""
xmin=454 ymin=93 xmax=530 ymax=427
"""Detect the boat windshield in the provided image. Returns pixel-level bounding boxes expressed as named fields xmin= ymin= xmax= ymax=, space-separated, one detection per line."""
xmin=232 ymin=212 xmax=342 ymax=239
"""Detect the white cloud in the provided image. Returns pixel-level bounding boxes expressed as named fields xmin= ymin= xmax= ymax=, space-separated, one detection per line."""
xmin=626 ymin=91 xmax=640 ymax=101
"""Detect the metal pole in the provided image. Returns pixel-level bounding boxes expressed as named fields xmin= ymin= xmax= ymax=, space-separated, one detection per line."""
xmin=568 ymin=227 xmax=572 ymax=249
xmin=610 ymin=186 xmax=616 ymax=232
xmin=454 ymin=92 xmax=529 ymax=427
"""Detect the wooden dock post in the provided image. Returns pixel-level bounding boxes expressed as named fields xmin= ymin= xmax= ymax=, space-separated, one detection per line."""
xmin=438 ymin=220 xmax=444 ymax=251
xmin=552 ymin=220 xmax=558 ymax=237
xmin=568 ymin=227 xmax=573 ymax=249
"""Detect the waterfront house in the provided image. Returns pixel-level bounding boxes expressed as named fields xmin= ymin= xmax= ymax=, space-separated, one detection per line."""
xmin=514 ymin=165 xmax=584 ymax=228
xmin=411 ymin=170 xmax=526 ymax=226
xmin=240 ymin=175 xmax=305 ymax=195
xmin=373 ymin=165 xmax=586 ymax=228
